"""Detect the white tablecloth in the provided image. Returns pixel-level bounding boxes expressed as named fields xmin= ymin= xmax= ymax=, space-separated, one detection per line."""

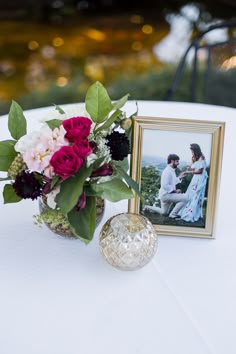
xmin=0 ymin=101 xmax=235 ymax=354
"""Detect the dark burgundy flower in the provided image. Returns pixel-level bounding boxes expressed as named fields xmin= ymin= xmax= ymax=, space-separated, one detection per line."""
xmin=62 ymin=117 xmax=92 ymax=142
xmin=106 ymin=131 xmax=130 ymax=161
xmin=91 ymin=163 xmax=113 ymax=177
xmin=75 ymin=192 xmax=86 ymax=211
xmin=13 ymin=171 xmax=43 ymax=200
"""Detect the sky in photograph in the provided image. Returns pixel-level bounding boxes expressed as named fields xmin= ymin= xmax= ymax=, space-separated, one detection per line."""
xmin=143 ymin=128 xmax=212 ymax=164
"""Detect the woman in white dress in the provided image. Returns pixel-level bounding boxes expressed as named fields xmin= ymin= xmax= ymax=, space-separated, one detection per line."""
xmin=179 ymin=143 xmax=208 ymax=222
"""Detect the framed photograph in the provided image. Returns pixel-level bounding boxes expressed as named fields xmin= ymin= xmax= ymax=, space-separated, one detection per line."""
xmin=129 ymin=116 xmax=225 ymax=238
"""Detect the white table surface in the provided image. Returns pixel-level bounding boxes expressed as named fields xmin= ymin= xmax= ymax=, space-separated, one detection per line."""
xmin=0 ymin=101 xmax=235 ymax=354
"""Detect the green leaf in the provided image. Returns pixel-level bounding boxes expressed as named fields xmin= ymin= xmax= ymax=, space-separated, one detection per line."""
xmin=46 ymin=119 xmax=62 ymax=130
xmin=91 ymin=156 xmax=106 ymax=171
xmin=95 ymin=109 xmax=122 ymax=133
xmin=3 ymin=184 xmax=22 ymax=203
xmin=67 ymin=196 xmax=96 ymax=243
xmin=56 ymin=165 xmax=93 ymax=214
xmin=8 ymin=101 xmax=27 ymax=140
xmin=115 ymin=165 xmax=144 ymax=203
xmin=90 ymin=178 xmax=133 ymax=202
xmin=50 ymin=175 xmax=60 ymax=189
xmin=112 ymin=93 xmax=130 ymax=110
xmin=113 ymin=158 xmax=129 ymax=172
xmin=0 ymin=140 xmax=17 ymax=171
xmin=53 ymin=104 xmax=65 ymax=114
xmin=85 ymin=81 xmax=113 ymax=123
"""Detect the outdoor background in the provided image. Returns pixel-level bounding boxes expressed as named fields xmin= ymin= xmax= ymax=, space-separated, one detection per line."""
xmin=0 ymin=0 xmax=235 ymax=115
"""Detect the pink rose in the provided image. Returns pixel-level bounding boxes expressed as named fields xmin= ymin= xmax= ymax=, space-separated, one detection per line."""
xmin=91 ymin=163 xmax=113 ymax=177
xmin=62 ymin=117 xmax=92 ymax=142
xmin=73 ymin=139 xmax=92 ymax=158
xmin=50 ymin=146 xmax=83 ymax=180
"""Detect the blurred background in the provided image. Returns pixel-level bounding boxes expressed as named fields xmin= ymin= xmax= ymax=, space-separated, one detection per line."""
xmin=0 ymin=0 xmax=235 ymax=114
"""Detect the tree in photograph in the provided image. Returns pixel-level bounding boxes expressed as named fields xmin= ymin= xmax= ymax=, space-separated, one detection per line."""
xmin=141 ymin=166 xmax=161 ymax=206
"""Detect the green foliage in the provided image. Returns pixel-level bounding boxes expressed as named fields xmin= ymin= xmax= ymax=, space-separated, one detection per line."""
xmin=46 ymin=119 xmax=63 ymax=130
xmin=3 ymin=184 xmax=22 ymax=203
xmin=90 ymin=179 xmax=134 ymax=202
xmin=141 ymin=166 xmax=161 ymax=206
xmin=0 ymin=140 xmax=17 ymax=171
xmin=8 ymin=101 xmax=27 ymax=140
xmin=115 ymin=164 xmax=144 ymax=202
xmin=67 ymin=196 xmax=96 ymax=243
xmin=56 ymin=165 xmax=93 ymax=214
xmin=85 ymin=81 xmax=113 ymax=123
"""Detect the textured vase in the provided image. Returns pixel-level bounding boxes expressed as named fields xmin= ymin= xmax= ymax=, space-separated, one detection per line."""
xmin=38 ymin=196 xmax=105 ymax=239
xmin=99 ymin=213 xmax=158 ymax=271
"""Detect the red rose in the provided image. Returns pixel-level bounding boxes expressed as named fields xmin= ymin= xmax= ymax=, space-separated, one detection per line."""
xmin=73 ymin=139 xmax=92 ymax=158
xmin=91 ymin=163 xmax=113 ymax=177
xmin=62 ymin=117 xmax=92 ymax=142
xmin=50 ymin=146 xmax=83 ymax=180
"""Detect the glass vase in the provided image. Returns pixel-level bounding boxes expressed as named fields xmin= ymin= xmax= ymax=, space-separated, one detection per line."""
xmin=38 ymin=196 xmax=105 ymax=239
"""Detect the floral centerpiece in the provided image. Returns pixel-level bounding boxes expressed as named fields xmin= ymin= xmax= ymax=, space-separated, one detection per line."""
xmin=0 ymin=81 xmax=141 ymax=243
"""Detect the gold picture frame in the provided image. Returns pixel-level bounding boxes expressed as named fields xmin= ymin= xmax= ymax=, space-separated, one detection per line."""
xmin=129 ymin=116 xmax=225 ymax=238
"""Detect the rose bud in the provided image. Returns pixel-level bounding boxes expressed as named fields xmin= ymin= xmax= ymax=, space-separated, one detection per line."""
xmin=91 ymin=163 xmax=113 ymax=177
xmin=75 ymin=192 xmax=86 ymax=211
xmin=120 ymin=118 xmax=132 ymax=130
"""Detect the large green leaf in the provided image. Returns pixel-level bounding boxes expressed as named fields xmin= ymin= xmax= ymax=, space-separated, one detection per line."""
xmin=91 ymin=156 xmax=106 ymax=171
xmin=46 ymin=119 xmax=62 ymax=130
xmin=56 ymin=165 xmax=93 ymax=214
xmin=85 ymin=81 xmax=113 ymax=123
xmin=112 ymin=93 xmax=130 ymax=110
xmin=113 ymin=158 xmax=129 ymax=172
xmin=3 ymin=184 xmax=22 ymax=203
xmin=115 ymin=165 xmax=144 ymax=202
xmin=8 ymin=101 xmax=27 ymax=140
xmin=0 ymin=140 xmax=17 ymax=171
xmin=67 ymin=196 xmax=96 ymax=243
xmin=90 ymin=178 xmax=133 ymax=202
xmin=95 ymin=109 xmax=122 ymax=133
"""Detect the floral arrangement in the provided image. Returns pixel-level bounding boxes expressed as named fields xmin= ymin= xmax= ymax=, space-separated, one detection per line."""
xmin=0 ymin=81 xmax=141 ymax=243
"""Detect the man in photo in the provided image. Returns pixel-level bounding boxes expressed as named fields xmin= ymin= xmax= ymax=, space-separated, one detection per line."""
xmin=145 ymin=154 xmax=187 ymax=219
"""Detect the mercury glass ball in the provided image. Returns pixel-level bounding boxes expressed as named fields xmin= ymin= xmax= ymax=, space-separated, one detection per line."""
xmin=99 ymin=213 xmax=158 ymax=271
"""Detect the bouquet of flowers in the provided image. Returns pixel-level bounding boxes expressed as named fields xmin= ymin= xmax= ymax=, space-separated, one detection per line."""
xmin=0 ymin=81 xmax=141 ymax=243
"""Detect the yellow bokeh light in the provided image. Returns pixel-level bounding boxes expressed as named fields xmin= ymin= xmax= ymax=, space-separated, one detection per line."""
xmin=86 ymin=28 xmax=106 ymax=42
xmin=28 ymin=40 xmax=39 ymax=50
xmin=142 ymin=25 xmax=153 ymax=34
xmin=131 ymin=41 xmax=143 ymax=51
xmin=130 ymin=15 xmax=144 ymax=24
xmin=52 ymin=37 xmax=64 ymax=47
xmin=56 ymin=77 xmax=68 ymax=87
xmin=221 ymin=56 xmax=236 ymax=70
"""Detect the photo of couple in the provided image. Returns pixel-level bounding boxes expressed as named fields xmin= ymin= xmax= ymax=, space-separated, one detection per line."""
xmin=129 ymin=116 xmax=224 ymax=238
xmin=143 ymin=143 xmax=209 ymax=226
xmin=140 ymin=126 xmax=212 ymax=229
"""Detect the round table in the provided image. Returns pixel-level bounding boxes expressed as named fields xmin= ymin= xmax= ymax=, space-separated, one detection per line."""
xmin=0 ymin=101 xmax=235 ymax=354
